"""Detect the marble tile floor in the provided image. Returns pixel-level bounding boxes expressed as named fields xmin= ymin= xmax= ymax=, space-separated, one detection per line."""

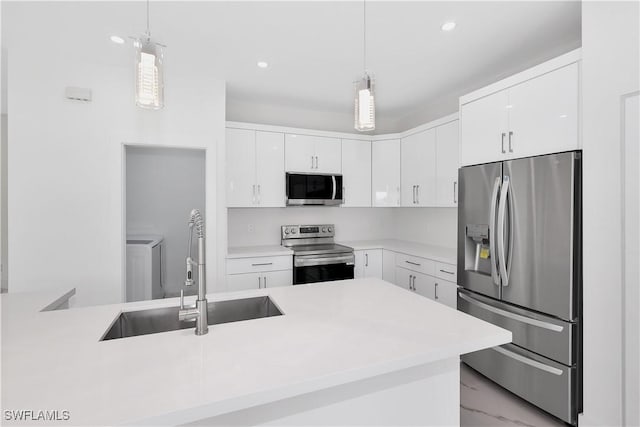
xmin=460 ymin=363 xmax=566 ymax=427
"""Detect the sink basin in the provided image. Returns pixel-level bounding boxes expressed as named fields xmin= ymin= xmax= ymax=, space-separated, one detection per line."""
xmin=101 ymin=296 xmax=282 ymax=341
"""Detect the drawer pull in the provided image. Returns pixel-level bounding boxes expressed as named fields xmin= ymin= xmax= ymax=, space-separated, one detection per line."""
xmin=405 ymin=261 xmax=421 ymax=266
xmin=252 ymin=262 xmax=274 ymax=267
xmin=439 ymin=269 xmax=455 ymax=275
xmin=458 ymin=292 xmax=563 ymax=332
xmin=491 ymin=346 xmax=563 ymax=376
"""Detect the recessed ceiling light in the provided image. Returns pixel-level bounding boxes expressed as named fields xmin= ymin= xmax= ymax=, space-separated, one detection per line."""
xmin=257 ymin=61 xmax=269 ymax=69
xmin=110 ymin=35 xmax=125 ymax=44
xmin=441 ymin=22 xmax=456 ymax=32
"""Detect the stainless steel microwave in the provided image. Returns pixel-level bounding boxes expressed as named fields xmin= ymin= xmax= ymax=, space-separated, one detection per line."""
xmin=285 ymin=173 xmax=343 ymax=206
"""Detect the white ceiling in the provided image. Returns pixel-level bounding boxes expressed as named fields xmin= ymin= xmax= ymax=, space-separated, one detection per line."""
xmin=1 ymin=1 xmax=581 ymax=133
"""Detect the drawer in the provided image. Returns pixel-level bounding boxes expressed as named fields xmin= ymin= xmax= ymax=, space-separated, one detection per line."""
xmin=395 ymin=253 xmax=434 ymax=276
xmin=435 ymin=262 xmax=457 ymax=282
xmin=227 ymin=255 xmax=292 ymax=275
xmin=462 ymin=343 xmax=576 ymax=425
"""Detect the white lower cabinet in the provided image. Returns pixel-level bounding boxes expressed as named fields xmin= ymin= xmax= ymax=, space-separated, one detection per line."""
xmin=354 ymin=249 xmax=383 ymax=279
xmin=395 ymin=261 xmax=458 ymax=309
xmin=382 ymin=250 xmax=396 ymax=284
xmin=227 ymin=270 xmax=292 ymax=291
xmin=226 ymin=255 xmax=292 ymax=291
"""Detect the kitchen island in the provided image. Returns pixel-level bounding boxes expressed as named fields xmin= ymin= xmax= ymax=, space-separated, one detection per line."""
xmin=1 ymin=279 xmax=510 ymax=426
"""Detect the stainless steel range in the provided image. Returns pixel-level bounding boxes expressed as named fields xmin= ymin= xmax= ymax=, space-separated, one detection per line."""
xmin=281 ymin=224 xmax=355 ymax=285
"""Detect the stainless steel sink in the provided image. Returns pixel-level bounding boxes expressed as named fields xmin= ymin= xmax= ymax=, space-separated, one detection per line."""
xmin=101 ymin=296 xmax=282 ymax=341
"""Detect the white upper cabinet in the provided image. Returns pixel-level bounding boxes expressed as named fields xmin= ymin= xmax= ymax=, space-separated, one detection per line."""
xmin=460 ymin=90 xmax=510 ymax=167
xmin=436 ymin=120 xmax=460 ymax=207
xmin=372 ymin=139 xmax=401 ymax=207
xmin=226 ymin=128 xmax=257 ymax=207
xmin=255 ymin=131 xmax=285 ymax=207
xmin=285 ymin=134 xmax=341 ymax=174
xmin=401 ymin=129 xmax=436 ymax=207
xmin=226 ymin=128 xmax=285 ymax=207
xmin=507 ymin=63 xmax=579 ymax=159
xmin=460 ymin=55 xmax=580 ymax=167
xmin=341 ymin=139 xmax=372 ymax=207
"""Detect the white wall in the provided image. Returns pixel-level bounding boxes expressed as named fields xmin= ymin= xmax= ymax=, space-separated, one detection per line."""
xmin=393 ymin=208 xmax=457 ymax=249
xmin=227 ymin=207 xmax=396 ymax=247
xmin=126 ymin=146 xmax=206 ymax=298
xmin=581 ymin=2 xmax=639 ymax=426
xmin=7 ymin=32 xmax=226 ymax=306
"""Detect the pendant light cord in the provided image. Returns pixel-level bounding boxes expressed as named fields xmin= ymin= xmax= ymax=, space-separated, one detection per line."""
xmin=146 ymin=0 xmax=151 ymax=36
xmin=363 ymin=0 xmax=367 ymax=73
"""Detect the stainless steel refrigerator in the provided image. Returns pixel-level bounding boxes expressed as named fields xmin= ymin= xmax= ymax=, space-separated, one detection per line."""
xmin=457 ymin=151 xmax=582 ymax=425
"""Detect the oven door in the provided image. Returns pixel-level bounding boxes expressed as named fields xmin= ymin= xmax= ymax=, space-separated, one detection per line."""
xmin=286 ymin=173 xmax=343 ymax=206
xmin=293 ymin=253 xmax=355 ymax=284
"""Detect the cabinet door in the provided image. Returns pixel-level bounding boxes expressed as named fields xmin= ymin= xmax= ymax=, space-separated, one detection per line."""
xmin=255 ymin=131 xmax=285 ymax=207
xmin=382 ymin=250 xmax=396 ymax=284
xmin=227 ymin=272 xmax=262 ymax=291
xmin=412 ymin=271 xmax=437 ymax=300
xmin=507 ymin=63 xmax=579 ymax=159
xmin=395 ymin=266 xmax=413 ymax=291
xmin=263 ymin=270 xmax=293 ymax=288
xmin=314 ymin=137 xmax=342 ymax=174
xmin=226 ymin=128 xmax=256 ymax=207
xmin=436 ymin=121 xmax=460 ymax=207
xmin=363 ymin=249 xmax=383 ymax=279
xmin=460 ymin=90 xmax=509 ymax=166
xmin=402 ymin=129 xmax=436 ymax=206
xmin=372 ymin=139 xmax=401 ymax=207
xmin=341 ymin=139 xmax=372 ymax=207
xmin=354 ymin=250 xmax=365 ymax=278
xmin=285 ymin=134 xmax=316 ymax=173
xmin=434 ymin=279 xmax=458 ymax=309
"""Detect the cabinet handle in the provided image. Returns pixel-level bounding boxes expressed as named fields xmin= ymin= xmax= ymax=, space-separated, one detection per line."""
xmin=311 ymin=156 xmax=314 ymax=169
xmin=257 ymin=185 xmax=261 ymax=204
xmin=252 ymin=184 xmax=256 ymax=204
xmin=405 ymin=260 xmax=421 ymax=267
xmin=435 ymin=283 xmax=439 ymax=299
xmin=258 ymin=276 xmax=262 ymax=289
xmin=412 ymin=275 xmax=416 ymax=291
xmin=508 ymin=131 xmax=513 ymax=153
xmin=453 ymin=182 xmax=457 ymax=204
xmin=365 ymin=253 xmax=369 ymax=267
xmin=264 ymin=276 xmax=267 ymax=288
xmin=416 ymin=185 xmax=420 ymax=204
xmin=439 ymin=269 xmax=455 ymax=275
xmin=501 ymin=133 xmax=506 ymax=154
xmin=343 ymin=186 xmax=346 ymax=204
xmin=315 ymin=156 xmax=319 ymax=169
xmin=408 ymin=275 xmax=412 ymax=291
xmin=252 ymin=262 xmax=273 ymax=266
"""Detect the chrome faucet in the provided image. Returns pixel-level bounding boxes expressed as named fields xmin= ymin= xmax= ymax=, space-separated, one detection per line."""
xmin=179 ymin=209 xmax=208 ymax=335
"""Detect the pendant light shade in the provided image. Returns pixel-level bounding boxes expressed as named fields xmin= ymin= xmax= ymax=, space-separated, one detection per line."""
xmin=134 ymin=0 xmax=164 ymax=110
xmin=354 ymin=0 xmax=375 ymax=132
xmin=134 ymin=36 xmax=164 ymax=109
xmin=354 ymin=72 xmax=375 ymax=131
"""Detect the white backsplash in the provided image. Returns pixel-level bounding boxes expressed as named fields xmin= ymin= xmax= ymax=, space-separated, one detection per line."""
xmin=227 ymin=207 xmax=457 ymax=248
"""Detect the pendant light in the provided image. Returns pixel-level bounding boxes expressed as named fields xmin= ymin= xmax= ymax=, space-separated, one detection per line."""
xmin=133 ymin=0 xmax=165 ymax=110
xmin=354 ymin=0 xmax=375 ymax=132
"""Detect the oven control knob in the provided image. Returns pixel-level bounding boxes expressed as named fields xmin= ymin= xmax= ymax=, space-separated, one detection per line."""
xmin=291 ymin=229 xmax=297 ymax=234
xmin=328 ymin=227 xmax=333 ymax=233
xmin=284 ymin=228 xmax=290 ymax=234
xmin=322 ymin=227 xmax=327 ymax=233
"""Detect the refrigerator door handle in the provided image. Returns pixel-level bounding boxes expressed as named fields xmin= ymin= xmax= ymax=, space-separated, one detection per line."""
xmin=498 ymin=176 xmax=510 ymax=287
xmin=458 ymin=292 xmax=564 ymax=332
xmin=490 ymin=176 xmax=501 ymax=286
xmin=491 ymin=346 xmax=563 ymax=376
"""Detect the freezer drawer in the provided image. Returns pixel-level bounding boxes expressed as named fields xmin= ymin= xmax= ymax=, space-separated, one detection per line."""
xmin=462 ymin=343 xmax=577 ymax=425
xmin=458 ymin=289 xmax=576 ymax=365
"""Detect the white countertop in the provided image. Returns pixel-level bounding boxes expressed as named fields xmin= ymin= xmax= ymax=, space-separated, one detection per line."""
xmin=1 ymin=279 xmax=509 ymax=425
xmin=339 ymin=239 xmax=457 ymax=264
xmin=227 ymin=244 xmax=293 ymax=259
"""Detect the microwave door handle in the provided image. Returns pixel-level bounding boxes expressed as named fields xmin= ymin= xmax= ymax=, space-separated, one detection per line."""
xmin=332 ymin=175 xmax=337 ymax=200
xmin=497 ymin=176 xmax=510 ymax=287
xmin=489 ymin=176 xmax=501 ymax=286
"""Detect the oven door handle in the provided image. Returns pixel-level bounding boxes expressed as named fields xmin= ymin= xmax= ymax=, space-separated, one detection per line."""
xmin=295 ymin=254 xmax=355 ymax=267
